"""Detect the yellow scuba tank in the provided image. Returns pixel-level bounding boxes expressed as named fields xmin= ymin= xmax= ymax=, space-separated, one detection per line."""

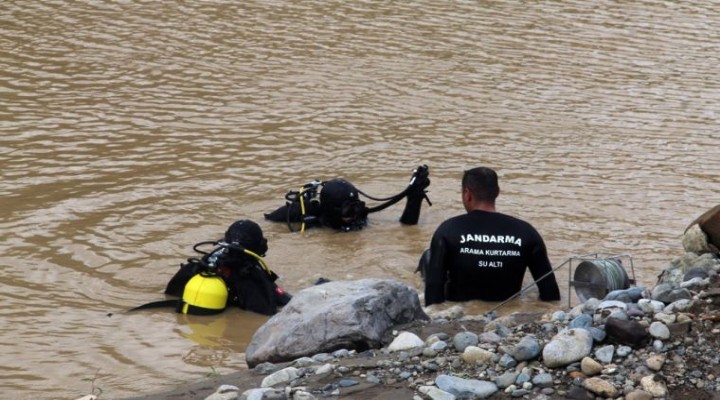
xmin=179 ymin=273 xmax=228 ymax=315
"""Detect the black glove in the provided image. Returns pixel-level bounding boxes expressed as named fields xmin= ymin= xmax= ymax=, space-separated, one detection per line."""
xmin=400 ymin=165 xmax=431 ymax=225
xmin=409 ymin=165 xmax=430 ymax=191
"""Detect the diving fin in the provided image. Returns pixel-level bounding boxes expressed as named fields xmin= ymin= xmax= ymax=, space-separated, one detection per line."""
xmin=128 ymin=299 xmax=179 ymax=312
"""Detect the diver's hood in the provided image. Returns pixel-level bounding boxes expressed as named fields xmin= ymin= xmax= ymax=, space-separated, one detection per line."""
xmin=319 ymin=179 xmax=367 ymax=230
xmin=224 ymin=219 xmax=268 ymax=255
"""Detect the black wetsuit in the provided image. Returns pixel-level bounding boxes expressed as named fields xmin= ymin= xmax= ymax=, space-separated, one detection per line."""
xmin=424 ymin=210 xmax=560 ymax=306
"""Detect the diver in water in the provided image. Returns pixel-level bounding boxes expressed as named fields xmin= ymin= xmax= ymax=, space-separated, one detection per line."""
xmin=133 ymin=219 xmax=291 ymax=316
xmin=264 ymin=165 xmax=431 ymax=232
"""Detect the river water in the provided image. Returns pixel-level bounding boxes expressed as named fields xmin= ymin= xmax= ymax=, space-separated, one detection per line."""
xmin=2 ymin=1 xmax=719 ymax=398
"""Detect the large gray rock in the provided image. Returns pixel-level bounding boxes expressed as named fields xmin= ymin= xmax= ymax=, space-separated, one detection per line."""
xmin=245 ymin=279 xmax=428 ymax=367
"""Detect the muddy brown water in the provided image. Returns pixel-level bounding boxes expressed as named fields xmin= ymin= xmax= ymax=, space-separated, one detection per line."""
xmin=2 ymin=1 xmax=720 ymax=398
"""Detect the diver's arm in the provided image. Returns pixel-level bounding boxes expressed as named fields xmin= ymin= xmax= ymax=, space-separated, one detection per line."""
xmin=424 ymin=232 xmax=448 ymax=306
xmin=367 ymin=165 xmax=430 ymax=219
xmin=528 ymin=237 xmax=561 ymax=301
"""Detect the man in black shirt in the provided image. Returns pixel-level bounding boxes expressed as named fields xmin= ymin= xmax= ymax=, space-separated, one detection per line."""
xmin=424 ymin=167 xmax=560 ymax=306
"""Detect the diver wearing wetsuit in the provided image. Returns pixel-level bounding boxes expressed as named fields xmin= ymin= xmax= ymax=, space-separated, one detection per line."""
xmin=264 ymin=165 xmax=431 ymax=232
xmin=165 ymin=219 xmax=291 ymax=315
xmin=424 ymin=167 xmax=560 ymax=306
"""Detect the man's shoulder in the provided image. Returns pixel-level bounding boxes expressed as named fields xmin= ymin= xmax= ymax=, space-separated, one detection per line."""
xmin=436 ymin=211 xmax=538 ymax=232
xmin=437 ymin=213 xmax=472 ymax=228
xmin=471 ymin=211 xmax=541 ymax=235
xmin=495 ymin=212 xmax=544 ymax=239
xmin=495 ymin=212 xmax=533 ymax=226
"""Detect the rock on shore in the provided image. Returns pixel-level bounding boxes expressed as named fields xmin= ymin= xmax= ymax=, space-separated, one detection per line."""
xmin=245 ymin=279 xmax=428 ymax=368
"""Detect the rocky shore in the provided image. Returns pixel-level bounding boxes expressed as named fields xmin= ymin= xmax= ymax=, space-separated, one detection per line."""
xmin=122 ymin=278 xmax=720 ymax=399
xmin=113 ymin=211 xmax=720 ymax=400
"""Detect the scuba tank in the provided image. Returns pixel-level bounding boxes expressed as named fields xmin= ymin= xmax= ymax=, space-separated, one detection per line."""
xmin=178 ymin=272 xmax=228 ymax=315
xmin=128 ymin=242 xmax=230 ymax=315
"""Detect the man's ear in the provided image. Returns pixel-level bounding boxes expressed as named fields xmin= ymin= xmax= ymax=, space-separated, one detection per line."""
xmin=462 ymin=187 xmax=472 ymax=204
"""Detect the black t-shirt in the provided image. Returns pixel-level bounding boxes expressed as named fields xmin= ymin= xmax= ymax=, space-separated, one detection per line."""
xmin=424 ymin=210 xmax=560 ymax=305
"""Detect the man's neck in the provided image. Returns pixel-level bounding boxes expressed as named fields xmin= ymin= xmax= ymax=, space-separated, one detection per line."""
xmin=468 ymin=203 xmax=496 ymax=213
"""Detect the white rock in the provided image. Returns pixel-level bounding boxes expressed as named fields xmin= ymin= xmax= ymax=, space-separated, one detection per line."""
xmin=204 ymin=384 xmax=239 ymax=400
xmin=596 ymin=300 xmax=628 ymax=311
xmin=637 ymin=299 xmax=665 ymax=314
xmin=261 ymin=367 xmax=300 ymax=388
xmin=582 ymin=377 xmax=618 ymax=397
xmin=426 ymin=305 xmax=464 ymax=320
xmin=241 ymin=388 xmax=272 ymax=400
xmin=641 ymin=375 xmax=668 ymax=397
xmin=664 ymin=299 xmax=693 ymax=313
xmin=314 ymin=363 xmax=333 ymax=375
xmin=649 ymin=322 xmax=670 ymax=340
xmin=542 ymin=328 xmax=594 ymax=368
xmin=653 ymin=312 xmax=676 ymax=325
xmin=388 ymin=331 xmax=425 ymax=352
xmin=419 ymin=385 xmax=456 ymax=400
xmin=292 ymin=390 xmax=317 ymax=400
xmin=461 ymin=346 xmax=493 ymax=365
xmin=580 ymin=357 xmax=603 ymax=376
xmin=646 ymin=354 xmax=666 ymax=371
